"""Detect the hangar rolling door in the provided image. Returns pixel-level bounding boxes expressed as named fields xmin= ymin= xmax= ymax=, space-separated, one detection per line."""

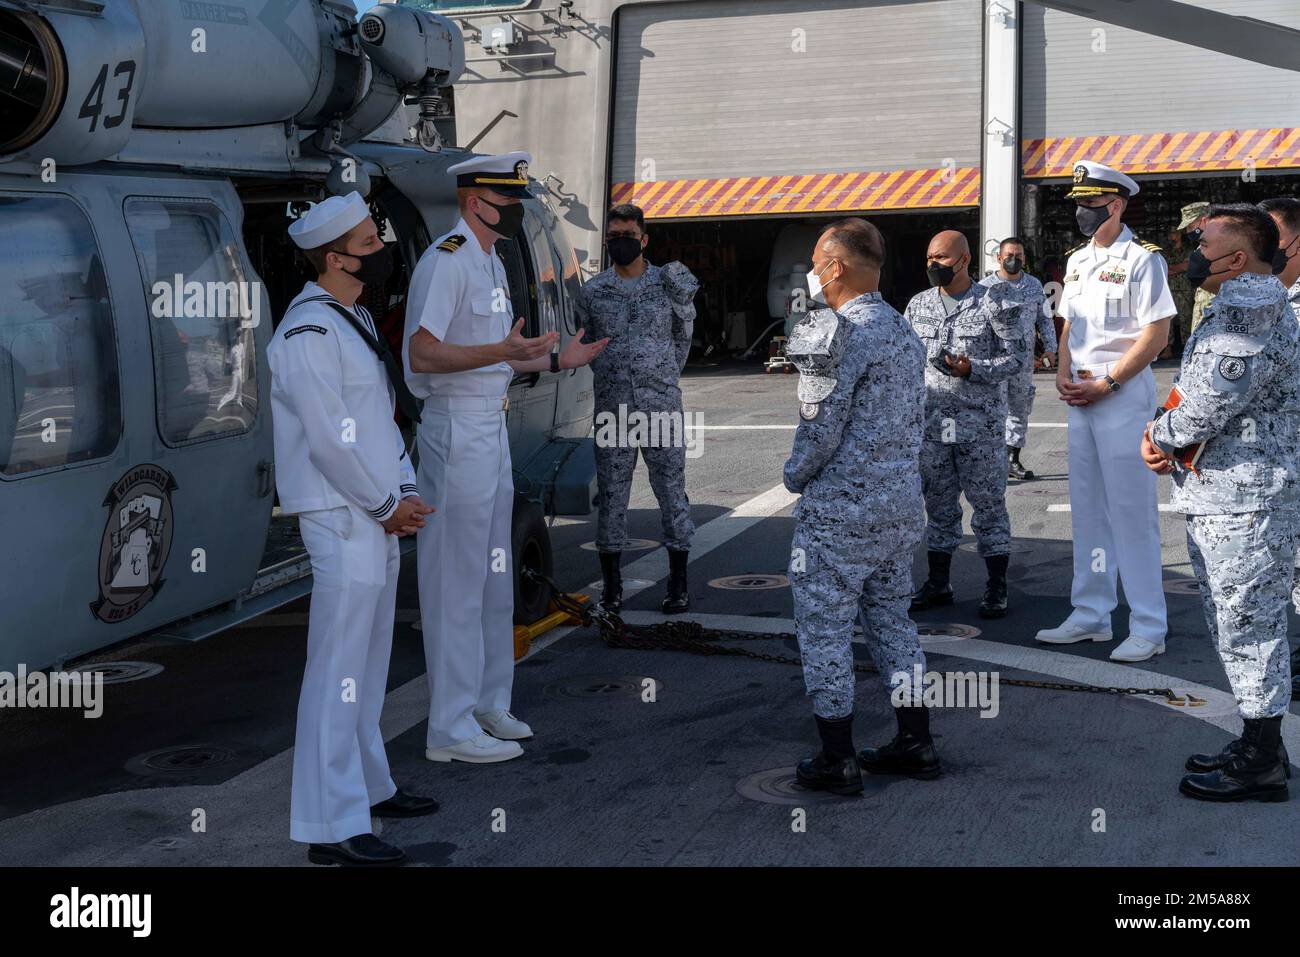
xmin=1021 ymin=0 xmax=1300 ymax=181
xmin=1020 ymin=0 xmax=1300 ymax=359
xmin=609 ymin=0 xmax=985 ymax=220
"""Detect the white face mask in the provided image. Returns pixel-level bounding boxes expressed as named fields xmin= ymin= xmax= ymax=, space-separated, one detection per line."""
xmin=806 ymin=260 xmax=836 ymax=303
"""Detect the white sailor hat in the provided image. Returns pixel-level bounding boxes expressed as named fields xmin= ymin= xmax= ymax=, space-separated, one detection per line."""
xmin=447 ymin=150 xmax=533 ymax=198
xmin=1067 ymin=160 xmax=1139 ymax=200
xmin=288 ymin=192 xmax=370 ymax=250
xmin=785 ymin=310 xmax=844 ymax=404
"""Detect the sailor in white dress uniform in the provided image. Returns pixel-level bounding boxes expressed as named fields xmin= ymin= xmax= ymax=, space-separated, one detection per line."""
xmin=403 ymin=152 xmax=608 ymax=763
xmin=270 ymin=192 xmax=437 ymax=866
xmin=1036 ymin=161 xmax=1175 ymax=663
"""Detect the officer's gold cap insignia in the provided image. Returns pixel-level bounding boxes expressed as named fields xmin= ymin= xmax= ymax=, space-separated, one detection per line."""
xmin=514 ymin=160 xmax=529 ymax=181
xmin=437 ymin=234 xmax=466 ymax=253
xmin=1073 ymin=164 xmax=1086 ymax=185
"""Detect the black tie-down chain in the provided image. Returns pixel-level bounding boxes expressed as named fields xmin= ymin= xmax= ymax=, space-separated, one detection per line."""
xmin=531 ymin=569 xmax=1205 ymax=707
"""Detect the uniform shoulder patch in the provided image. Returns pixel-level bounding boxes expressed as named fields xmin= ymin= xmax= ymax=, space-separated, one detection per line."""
xmin=436 ymin=234 xmax=467 ymax=253
xmin=283 ymin=323 xmax=328 ymax=340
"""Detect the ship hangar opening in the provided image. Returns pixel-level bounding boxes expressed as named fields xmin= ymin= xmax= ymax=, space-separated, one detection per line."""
xmin=600 ymin=0 xmax=1300 ymax=365
xmin=644 ymin=209 xmax=980 ymax=363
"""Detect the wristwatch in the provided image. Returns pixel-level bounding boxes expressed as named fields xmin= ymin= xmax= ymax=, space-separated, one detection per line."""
xmin=1104 ymin=375 xmax=1120 ymax=392
xmin=550 ymin=351 xmax=560 ymax=374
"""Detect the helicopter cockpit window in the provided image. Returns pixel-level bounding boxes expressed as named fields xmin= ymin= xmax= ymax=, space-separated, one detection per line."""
xmin=0 ymin=195 xmax=122 ymax=477
xmin=495 ymin=234 xmax=536 ymax=336
xmin=125 ymin=199 xmax=258 ymax=447
xmin=523 ymin=208 xmax=561 ymax=339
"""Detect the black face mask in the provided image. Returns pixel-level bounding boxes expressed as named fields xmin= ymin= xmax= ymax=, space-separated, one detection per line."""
xmin=1186 ymin=248 xmax=1238 ymax=289
xmin=336 ymin=243 xmax=393 ymax=287
xmin=1002 ymin=255 xmax=1023 ymax=274
xmin=475 ymin=197 xmax=525 ymax=239
xmin=927 ymin=262 xmax=956 ymax=287
xmin=1185 ymin=227 xmax=1203 ymax=247
xmin=606 ymin=234 xmax=644 ymax=267
xmin=1075 ymin=201 xmax=1114 ymax=237
xmin=1273 ymin=234 xmax=1300 ymax=275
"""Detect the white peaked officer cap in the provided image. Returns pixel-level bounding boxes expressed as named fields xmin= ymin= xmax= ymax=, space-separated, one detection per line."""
xmin=288 ymin=192 xmax=370 ymax=250
xmin=448 ymin=150 xmax=534 ymax=198
xmin=1067 ymin=160 xmax=1140 ymax=199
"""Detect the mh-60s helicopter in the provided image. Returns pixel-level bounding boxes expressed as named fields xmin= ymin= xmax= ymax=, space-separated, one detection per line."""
xmin=0 ymin=0 xmax=596 ymax=672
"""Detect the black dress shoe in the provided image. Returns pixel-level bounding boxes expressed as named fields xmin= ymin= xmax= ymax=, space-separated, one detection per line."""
xmin=978 ymin=578 xmax=1008 ymax=618
xmin=1180 ymin=717 xmax=1289 ymax=802
xmin=308 ymin=833 xmax=407 ymax=867
xmin=371 ymin=789 xmax=440 ymax=818
xmin=910 ymin=579 xmax=953 ymax=612
xmin=795 ymin=752 xmax=864 ymax=796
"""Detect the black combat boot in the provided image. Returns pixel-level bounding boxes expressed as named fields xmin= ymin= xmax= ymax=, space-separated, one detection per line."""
xmin=857 ymin=705 xmax=942 ymax=779
xmin=598 ymin=551 xmax=622 ymax=613
xmin=1186 ymin=734 xmax=1291 ymax=778
xmin=662 ymin=548 xmax=689 ymax=615
xmin=796 ymin=714 xmax=863 ymax=796
xmin=1179 ymin=716 xmax=1289 ymax=802
xmin=910 ymin=551 xmax=954 ymax=611
xmin=1008 ymin=445 xmax=1035 ymax=480
xmin=978 ymin=554 xmax=1009 ymax=619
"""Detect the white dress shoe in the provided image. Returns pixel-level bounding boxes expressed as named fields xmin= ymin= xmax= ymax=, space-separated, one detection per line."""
xmin=1109 ymin=635 xmax=1165 ymax=663
xmin=475 ymin=709 xmax=534 ymax=741
xmin=1035 ymin=621 xmax=1113 ymax=644
xmin=425 ymin=733 xmax=523 ymax=764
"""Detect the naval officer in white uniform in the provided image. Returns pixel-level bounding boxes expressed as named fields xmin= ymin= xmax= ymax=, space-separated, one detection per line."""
xmin=404 ymin=152 xmax=608 ymax=763
xmin=1036 ymin=161 xmax=1174 ymax=663
xmin=270 ymin=192 xmax=438 ymax=866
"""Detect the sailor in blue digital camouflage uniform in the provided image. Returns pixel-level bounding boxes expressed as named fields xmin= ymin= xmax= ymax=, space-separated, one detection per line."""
xmin=978 ymin=236 xmax=1054 ymax=480
xmin=907 ymin=230 xmax=1024 ymax=619
xmin=575 ymin=203 xmax=699 ymax=615
xmin=1259 ymin=197 xmax=1300 ymax=695
xmin=1143 ymin=204 xmax=1300 ymax=802
xmin=783 ymin=218 xmax=940 ymax=796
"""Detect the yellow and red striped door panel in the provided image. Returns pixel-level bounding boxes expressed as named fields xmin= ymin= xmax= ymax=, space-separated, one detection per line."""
xmin=611 ymin=127 xmax=1300 ymax=220
xmin=1022 ymin=127 xmax=1300 ymax=178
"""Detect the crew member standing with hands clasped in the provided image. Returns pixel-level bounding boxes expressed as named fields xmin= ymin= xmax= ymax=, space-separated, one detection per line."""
xmin=271 ymin=192 xmax=437 ymax=867
xmin=1036 ymin=161 xmax=1173 ymax=664
xmin=404 ymin=152 xmax=608 ymax=764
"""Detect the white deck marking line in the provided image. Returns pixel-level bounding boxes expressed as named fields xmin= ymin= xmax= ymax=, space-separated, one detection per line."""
xmin=614 ymin=610 xmax=1296 ymax=751
xmin=524 ymin=481 xmax=799 ymax=658
xmin=681 ymin=423 xmax=1070 ymax=431
xmin=1048 ymin=503 xmax=1179 ymax=512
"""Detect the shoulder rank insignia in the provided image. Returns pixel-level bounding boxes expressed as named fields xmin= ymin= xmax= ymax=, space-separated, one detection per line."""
xmin=1135 ymin=237 xmax=1163 ymax=254
xmin=436 ymin=234 xmax=466 ymax=253
xmin=1065 ymin=241 xmax=1086 ymax=258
